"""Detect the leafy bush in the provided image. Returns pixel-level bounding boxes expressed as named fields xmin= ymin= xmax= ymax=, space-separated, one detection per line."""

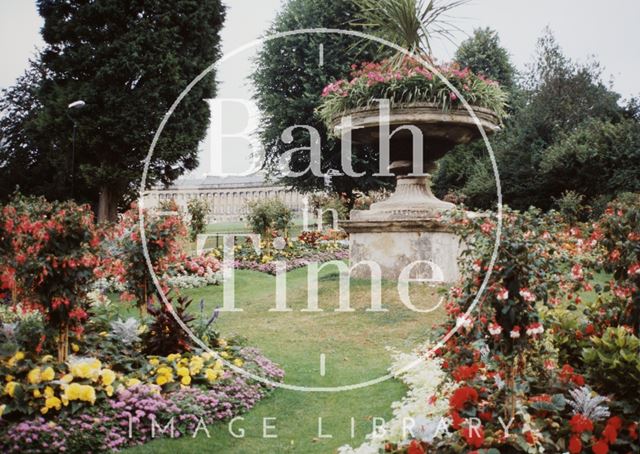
xmin=246 ymin=198 xmax=293 ymax=237
xmin=582 ymin=327 xmax=640 ymax=413
xmin=553 ymin=190 xmax=589 ymax=224
xmin=142 ymin=294 xmax=195 ymax=356
xmin=186 ymin=198 xmax=210 ymax=241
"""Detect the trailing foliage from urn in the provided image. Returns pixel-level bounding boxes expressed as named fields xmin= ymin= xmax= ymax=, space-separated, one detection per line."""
xmin=318 ymin=56 xmax=508 ymax=132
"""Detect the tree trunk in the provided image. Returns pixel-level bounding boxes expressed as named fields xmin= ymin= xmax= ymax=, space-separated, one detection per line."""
xmin=97 ymin=185 xmax=118 ymax=223
xmin=57 ymin=323 xmax=69 ymax=363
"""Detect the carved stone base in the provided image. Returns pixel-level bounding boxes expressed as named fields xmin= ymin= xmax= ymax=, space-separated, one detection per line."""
xmin=340 ymin=174 xmax=462 ymax=282
xmin=340 ymin=219 xmax=460 ymax=282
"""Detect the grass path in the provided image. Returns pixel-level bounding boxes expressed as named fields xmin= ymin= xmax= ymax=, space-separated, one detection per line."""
xmin=125 ymin=265 xmax=446 ymax=453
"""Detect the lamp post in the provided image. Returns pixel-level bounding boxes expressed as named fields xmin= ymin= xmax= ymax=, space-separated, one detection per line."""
xmin=66 ymin=100 xmax=86 ymax=198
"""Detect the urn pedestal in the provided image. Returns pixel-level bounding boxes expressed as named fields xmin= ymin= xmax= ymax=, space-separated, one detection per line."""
xmin=335 ymin=103 xmax=500 ymax=283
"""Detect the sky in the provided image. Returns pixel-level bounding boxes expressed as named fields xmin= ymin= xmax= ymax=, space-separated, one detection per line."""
xmin=1 ymin=0 xmax=639 ymax=177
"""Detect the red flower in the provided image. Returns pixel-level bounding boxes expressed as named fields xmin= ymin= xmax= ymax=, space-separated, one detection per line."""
xmin=407 ymin=440 xmax=425 ymax=454
xmin=606 ymin=416 xmax=623 ymax=430
xmin=569 ymin=414 xmax=594 ymax=434
xmin=591 ymin=439 xmax=608 ymax=454
xmin=628 ymin=422 xmax=638 ymax=440
xmin=449 ymin=386 xmax=479 ymax=411
xmin=602 ymin=424 xmax=618 ymax=444
xmin=452 ymin=364 xmax=479 ymax=382
xmin=569 ymin=435 xmax=582 ymax=453
xmin=460 ymin=424 xmax=484 ymax=448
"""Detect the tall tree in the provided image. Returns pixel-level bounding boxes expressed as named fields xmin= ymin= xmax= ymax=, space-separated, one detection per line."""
xmin=454 ymin=27 xmax=515 ymax=89
xmin=438 ymin=29 xmax=631 ymax=211
xmin=434 ymin=27 xmax=515 ymax=197
xmin=252 ymin=0 xmax=393 ymax=206
xmin=0 ymin=0 xmax=226 ymax=221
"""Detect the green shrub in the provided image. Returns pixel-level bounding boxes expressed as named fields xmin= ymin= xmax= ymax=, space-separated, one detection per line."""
xmin=582 ymin=326 xmax=640 ymax=412
xmin=187 ymin=198 xmax=210 ymax=241
xmin=246 ymin=198 xmax=293 ymax=237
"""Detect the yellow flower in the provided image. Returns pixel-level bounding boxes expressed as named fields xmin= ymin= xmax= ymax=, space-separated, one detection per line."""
xmin=126 ymin=378 xmax=141 ymax=387
xmin=176 ymin=366 xmax=189 ymax=377
xmin=167 ymin=353 xmax=181 ymax=362
xmin=100 ymin=369 xmax=116 ymax=386
xmin=41 ymin=367 xmax=55 ymax=381
xmin=233 ymin=359 xmax=244 ymax=368
xmin=213 ymin=359 xmax=224 ymax=371
xmin=44 ymin=386 xmax=54 ymax=398
xmin=62 ymin=383 xmax=96 ymax=404
xmin=156 ymin=366 xmax=173 ymax=377
xmin=27 ymin=368 xmax=42 ymax=385
xmin=71 ymin=343 xmax=79 ymax=353
xmin=204 ymin=368 xmax=218 ymax=382
xmin=156 ymin=375 xmax=168 ymax=386
xmin=4 ymin=381 xmax=18 ymax=397
xmin=4 ymin=375 xmax=14 ymax=382
xmin=218 ymin=338 xmax=228 ymax=348
xmin=45 ymin=396 xmax=62 ymax=411
xmin=0 ymin=404 xmax=5 ymax=417
xmin=105 ymin=385 xmax=114 ymax=397
xmin=220 ymin=351 xmax=229 ymax=359
xmin=33 ymin=389 xmax=42 ymax=398
xmin=149 ymin=358 xmax=160 ymax=366
xmin=180 ymin=375 xmax=191 ymax=385
xmin=68 ymin=357 xmax=101 ymax=380
xmin=41 ymin=355 xmax=54 ymax=362
xmin=7 ymin=351 xmax=24 ymax=367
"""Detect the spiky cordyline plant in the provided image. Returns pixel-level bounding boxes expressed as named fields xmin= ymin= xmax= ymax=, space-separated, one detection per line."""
xmin=354 ymin=0 xmax=470 ymax=58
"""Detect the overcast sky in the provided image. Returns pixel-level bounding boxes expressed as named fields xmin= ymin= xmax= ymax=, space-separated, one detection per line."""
xmin=1 ymin=0 xmax=639 ymax=177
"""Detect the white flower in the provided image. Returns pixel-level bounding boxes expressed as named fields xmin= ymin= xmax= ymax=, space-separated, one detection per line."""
xmin=456 ymin=315 xmax=473 ymax=330
xmin=488 ymin=323 xmax=503 ymax=336
xmin=525 ymin=322 xmax=544 ymax=337
xmin=496 ymin=288 xmax=509 ymax=300
xmin=510 ymin=327 xmax=521 ymax=338
xmin=519 ymin=288 xmax=536 ymax=302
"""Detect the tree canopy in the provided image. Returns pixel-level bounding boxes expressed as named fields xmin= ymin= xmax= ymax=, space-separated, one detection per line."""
xmin=252 ymin=0 xmax=394 ymax=206
xmin=436 ymin=28 xmax=638 ymax=212
xmin=0 ymin=0 xmax=226 ymax=221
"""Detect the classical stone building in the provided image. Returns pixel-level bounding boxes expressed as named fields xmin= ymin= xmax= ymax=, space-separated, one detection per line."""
xmin=143 ymin=174 xmax=306 ymax=222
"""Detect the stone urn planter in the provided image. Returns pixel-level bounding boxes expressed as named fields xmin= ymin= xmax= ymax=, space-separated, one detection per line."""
xmin=335 ymin=102 xmax=501 ymax=282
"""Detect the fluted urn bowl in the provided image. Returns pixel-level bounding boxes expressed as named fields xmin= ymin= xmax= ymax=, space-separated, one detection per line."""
xmin=333 ymin=102 xmax=501 ymax=218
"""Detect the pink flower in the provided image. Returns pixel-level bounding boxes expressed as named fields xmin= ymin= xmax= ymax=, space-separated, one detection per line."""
xmin=519 ymin=288 xmax=536 ymax=303
xmin=496 ymin=288 xmax=509 ymax=301
xmin=526 ymin=322 xmax=544 ymax=337
xmin=571 ymin=264 xmax=584 ymax=281
xmin=488 ymin=323 xmax=502 ymax=336
xmin=449 ymin=92 xmax=458 ymax=101
xmin=628 ymin=263 xmax=640 ymax=276
xmin=510 ymin=326 xmax=521 ymax=339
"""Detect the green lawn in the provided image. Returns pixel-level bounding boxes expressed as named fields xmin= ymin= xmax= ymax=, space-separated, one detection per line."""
xmin=124 ymin=265 xmax=446 ymax=453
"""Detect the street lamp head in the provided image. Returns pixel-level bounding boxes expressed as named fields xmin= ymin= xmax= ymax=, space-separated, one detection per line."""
xmin=68 ymin=100 xmax=86 ymax=109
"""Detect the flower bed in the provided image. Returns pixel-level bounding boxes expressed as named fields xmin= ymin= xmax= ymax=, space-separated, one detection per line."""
xmin=340 ymin=195 xmax=640 ymax=453
xmin=211 ymin=231 xmax=349 ymax=275
xmin=0 ymin=194 xmax=285 ymax=452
